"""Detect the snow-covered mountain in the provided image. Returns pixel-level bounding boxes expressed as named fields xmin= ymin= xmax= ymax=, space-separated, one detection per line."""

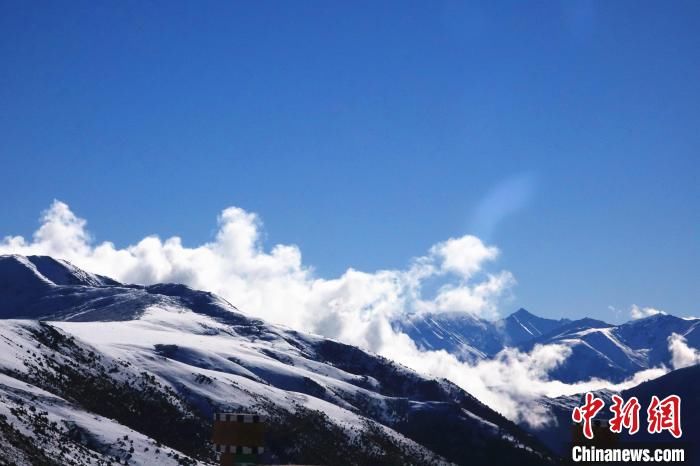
xmin=517 ymin=314 xmax=700 ymax=383
xmin=398 ymin=306 xmax=700 ymax=383
xmin=500 ymin=309 xmax=573 ymax=346
xmin=0 ymin=255 xmax=554 ymax=465
xmin=394 ymin=308 xmax=571 ymax=362
xmin=394 ymin=312 xmax=503 ymax=362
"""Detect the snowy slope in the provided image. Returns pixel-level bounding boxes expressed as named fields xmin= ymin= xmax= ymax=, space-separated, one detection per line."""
xmin=400 ymin=301 xmax=699 ymax=384
xmin=0 ymin=369 xmax=196 ymax=466
xmin=500 ymin=309 xmax=572 ymax=346
xmin=0 ymin=255 xmax=554 ymax=466
xmin=395 ymin=308 xmax=571 ymax=361
xmin=394 ymin=312 xmax=502 ymax=362
xmin=518 ymin=315 xmax=700 ymax=383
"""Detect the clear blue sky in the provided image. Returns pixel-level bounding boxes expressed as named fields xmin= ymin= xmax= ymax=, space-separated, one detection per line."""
xmin=1 ymin=1 xmax=698 ymax=321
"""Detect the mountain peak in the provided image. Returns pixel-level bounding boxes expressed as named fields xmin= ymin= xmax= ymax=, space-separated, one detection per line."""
xmin=0 ymin=254 xmax=55 ymax=287
xmin=500 ymin=308 xmax=572 ymax=346
xmin=0 ymin=254 xmax=118 ymax=288
xmin=510 ymin=308 xmax=536 ymax=319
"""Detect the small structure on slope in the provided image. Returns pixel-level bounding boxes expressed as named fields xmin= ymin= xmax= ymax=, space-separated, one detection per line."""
xmin=212 ymin=413 xmax=266 ymax=466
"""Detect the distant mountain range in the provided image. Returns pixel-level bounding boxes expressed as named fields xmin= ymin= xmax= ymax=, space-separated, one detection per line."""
xmin=396 ymin=308 xmax=700 ymax=382
xmin=0 ymin=255 xmax=553 ymax=466
xmin=399 ymin=305 xmax=700 ymax=464
xmin=394 ymin=308 xmax=572 ymax=361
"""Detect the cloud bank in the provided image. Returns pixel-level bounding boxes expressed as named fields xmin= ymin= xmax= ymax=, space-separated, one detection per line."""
xmin=0 ymin=201 xmax=668 ymax=426
xmin=1 ymin=201 xmax=512 ymax=346
xmin=668 ymin=333 xmax=700 ymax=369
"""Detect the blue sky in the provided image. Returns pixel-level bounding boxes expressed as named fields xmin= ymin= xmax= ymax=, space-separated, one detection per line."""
xmin=1 ymin=1 xmax=698 ymax=321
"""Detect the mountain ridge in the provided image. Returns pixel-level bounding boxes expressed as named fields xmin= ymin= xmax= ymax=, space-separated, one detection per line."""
xmin=0 ymin=254 xmax=554 ymax=465
xmin=397 ymin=303 xmax=699 ymax=383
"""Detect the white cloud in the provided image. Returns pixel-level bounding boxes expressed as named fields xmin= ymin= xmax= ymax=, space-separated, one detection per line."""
xmin=0 ymin=200 xmax=510 ymax=349
xmin=0 ymin=201 xmax=670 ymax=427
xmin=668 ymin=333 xmax=700 ymax=369
xmin=630 ymin=304 xmax=666 ymax=320
xmin=430 ymin=235 xmax=499 ymax=279
xmin=418 ymin=271 xmax=516 ymax=318
xmin=382 ymin=336 xmax=668 ymax=428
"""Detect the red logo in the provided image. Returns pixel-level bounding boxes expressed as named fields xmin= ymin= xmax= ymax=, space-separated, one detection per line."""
xmin=647 ymin=395 xmax=682 ymax=438
xmin=609 ymin=395 xmax=641 ymax=435
xmin=572 ymin=393 xmax=682 ymax=439
xmin=572 ymin=392 xmax=605 ymax=440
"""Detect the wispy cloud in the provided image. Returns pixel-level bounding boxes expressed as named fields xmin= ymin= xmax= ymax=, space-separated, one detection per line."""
xmin=630 ymin=304 xmax=666 ymax=320
xmin=470 ymin=172 xmax=537 ymax=239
